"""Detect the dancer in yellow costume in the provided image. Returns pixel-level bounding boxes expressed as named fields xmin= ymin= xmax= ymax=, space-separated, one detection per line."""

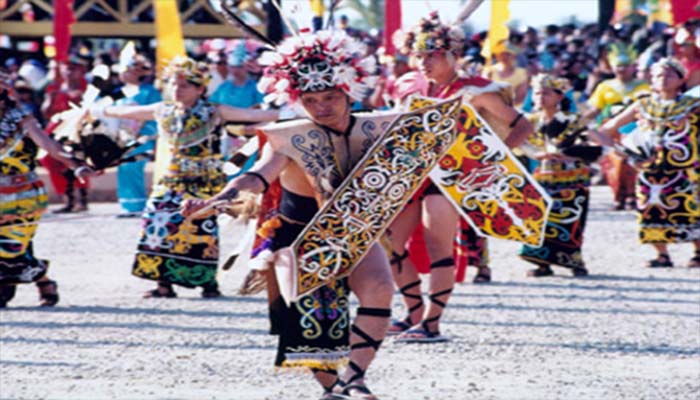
xmin=0 ymin=76 xmax=91 ymax=308
xmin=593 ymin=58 xmax=700 ymax=268
xmin=89 ymin=57 xmax=280 ymax=298
xmin=586 ymin=43 xmax=649 ymax=210
xmin=519 ymin=74 xmax=593 ymax=277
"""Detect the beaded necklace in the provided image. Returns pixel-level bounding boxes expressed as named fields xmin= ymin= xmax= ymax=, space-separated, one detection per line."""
xmin=158 ymin=99 xmax=216 ymax=149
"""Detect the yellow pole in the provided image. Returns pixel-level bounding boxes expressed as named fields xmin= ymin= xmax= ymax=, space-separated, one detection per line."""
xmin=152 ymin=0 xmax=187 ymax=187
xmin=154 ymin=0 xmax=186 ymax=72
xmin=482 ymin=0 xmax=510 ymax=63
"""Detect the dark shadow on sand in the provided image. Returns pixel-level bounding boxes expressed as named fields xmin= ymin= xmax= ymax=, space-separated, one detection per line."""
xmin=444 ymin=302 xmax=699 ymax=318
xmin=449 ymin=291 xmax=699 ymax=306
xmin=482 ymin=280 xmax=700 ymax=295
xmin=481 ymin=340 xmax=700 ymax=356
xmin=1 ymin=305 xmax=267 ymax=319
xmin=0 ymin=320 xmax=268 ymax=335
xmin=0 ymin=336 xmax=275 ymax=351
xmin=0 ymin=359 xmax=87 ymax=368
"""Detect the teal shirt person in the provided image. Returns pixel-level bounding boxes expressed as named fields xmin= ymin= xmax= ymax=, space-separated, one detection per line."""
xmin=115 ymin=83 xmax=161 ymax=214
xmin=209 ymin=79 xmax=264 ymax=108
xmin=209 ymin=41 xmax=264 ymax=108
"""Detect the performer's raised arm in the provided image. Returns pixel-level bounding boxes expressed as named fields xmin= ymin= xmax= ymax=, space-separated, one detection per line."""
xmin=181 ymin=142 xmax=289 ymax=217
xmin=91 ymin=102 xmax=161 ymax=121
xmin=217 ymin=104 xmax=280 ymax=123
xmin=595 ymin=102 xmax=639 ymax=139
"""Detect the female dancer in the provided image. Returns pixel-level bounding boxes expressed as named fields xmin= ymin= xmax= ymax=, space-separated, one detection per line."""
xmin=89 ymin=57 xmax=280 ymax=298
xmin=593 ymin=58 xmax=700 ymax=268
xmin=0 ymin=76 xmax=91 ymax=307
xmin=519 ymin=74 xmax=592 ymax=277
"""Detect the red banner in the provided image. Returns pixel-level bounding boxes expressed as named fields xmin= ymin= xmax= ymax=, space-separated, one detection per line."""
xmin=53 ymin=0 xmax=75 ymax=62
xmin=384 ymin=0 xmax=402 ymax=55
xmin=670 ymin=0 xmax=700 ymax=24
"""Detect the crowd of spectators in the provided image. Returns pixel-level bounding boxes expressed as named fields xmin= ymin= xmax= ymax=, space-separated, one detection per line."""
xmin=1 ymin=15 xmax=698 ymax=213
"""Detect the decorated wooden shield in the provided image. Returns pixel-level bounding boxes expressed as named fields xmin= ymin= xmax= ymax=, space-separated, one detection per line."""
xmin=276 ymin=98 xmax=462 ymax=302
xmin=409 ymin=96 xmax=552 ymax=246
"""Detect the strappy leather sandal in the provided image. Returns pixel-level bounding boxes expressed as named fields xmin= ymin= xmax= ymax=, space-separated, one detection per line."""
xmin=394 ymin=319 xmax=448 ymax=343
xmin=647 ymin=254 xmax=673 ymax=268
xmin=36 ymin=280 xmax=59 ymax=307
xmin=387 ymin=251 xmax=424 ymax=336
xmin=313 ymin=369 xmax=340 ymax=400
xmin=143 ymin=282 xmax=177 ymax=298
xmin=386 ymin=280 xmax=423 ymax=336
xmin=331 ymin=308 xmax=389 ymax=399
xmin=395 ymin=257 xmax=453 ymax=344
xmin=332 ymin=361 xmax=378 ymax=400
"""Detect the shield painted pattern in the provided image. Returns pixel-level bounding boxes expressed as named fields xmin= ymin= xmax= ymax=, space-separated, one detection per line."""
xmin=409 ymin=96 xmax=552 ymax=247
xmin=275 ymin=98 xmax=462 ymax=303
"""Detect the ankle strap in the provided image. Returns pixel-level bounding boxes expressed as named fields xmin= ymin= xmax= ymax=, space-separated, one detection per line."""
xmin=357 ymin=307 xmax=391 ymax=318
xmin=428 ymin=288 xmax=453 ymax=308
xmin=350 ymin=324 xmax=384 ymax=352
xmin=391 ymin=250 xmax=410 ymax=273
xmin=430 ymin=257 xmax=454 ymax=269
xmin=344 ymin=361 xmax=366 ymax=385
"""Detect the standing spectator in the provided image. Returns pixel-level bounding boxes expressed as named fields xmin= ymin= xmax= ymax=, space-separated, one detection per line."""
xmin=4 ymin=57 xmax=19 ymax=79
xmin=206 ymin=52 xmax=228 ymax=96
xmin=13 ymin=79 xmax=41 ymax=121
xmin=368 ymin=52 xmax=411 ymax=109
xmin=674 ymin=25 xmax=700 ymax=88
xmin=208 ymin=42 xmax=266 ymax=162
xmin=110 ymin=47 xmax=161 ymax=217
xmin=585 ymin=43 xmax=649 ymax=211
xmin=310 ymin=0 xmax=325 ymax=31
xmin=483 ymin=40 xmax=529 ymax=106
xmin=208 ymin=42 xmax=264 ymax=109
xmin=40 ymin=55 xmax=91 ymax=213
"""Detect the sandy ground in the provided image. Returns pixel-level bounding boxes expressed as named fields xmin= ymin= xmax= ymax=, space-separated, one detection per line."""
xmin=1 ymin=186 xmax=699 ymax=400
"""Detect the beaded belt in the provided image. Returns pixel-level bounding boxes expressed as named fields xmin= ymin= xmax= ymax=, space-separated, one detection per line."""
xmin=0 ymin=171 xmax=39 ymax=186
xmin=168 ymin=157 xmax=223 ymax=175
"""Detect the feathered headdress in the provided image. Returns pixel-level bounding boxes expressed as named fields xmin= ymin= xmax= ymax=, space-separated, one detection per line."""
xmin=531 ymin=73 xmax=571 ymax=94
xmin=256 ymin=29 xmax=378 ymax=106
xmin=162 ymin=56 xmax=211 ymax=87
xmin=398 ymin=11 xmax=466 ymax=55
xmin=607 ymin=43 xmax=638 ymax=67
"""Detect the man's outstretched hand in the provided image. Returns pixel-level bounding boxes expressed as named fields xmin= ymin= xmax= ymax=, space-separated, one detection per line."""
xmin=182 ymin=189 xmax=255 ymax=220
xmin=181 ymin=198 xmax=212 ymax=219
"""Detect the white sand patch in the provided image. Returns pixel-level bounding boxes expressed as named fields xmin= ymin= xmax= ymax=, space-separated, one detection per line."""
xmin=1 ymin=186 xmax=699 ymax=400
